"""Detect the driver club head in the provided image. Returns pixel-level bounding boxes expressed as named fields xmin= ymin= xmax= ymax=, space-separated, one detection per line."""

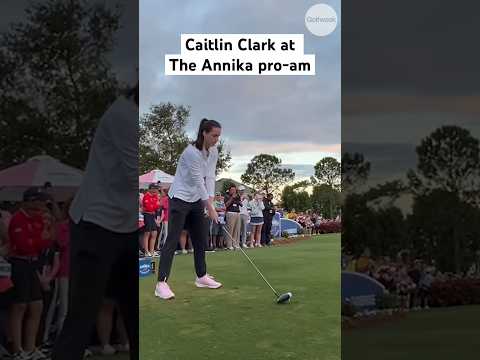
xmin=276 ymin=292 xmax=293 ymax=304
xmin=221 ymin=225 xmax=292 ymax=305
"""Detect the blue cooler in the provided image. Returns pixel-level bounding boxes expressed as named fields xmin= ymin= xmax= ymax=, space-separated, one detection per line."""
xmin=139 ymin=257 xmax=152 ymax=277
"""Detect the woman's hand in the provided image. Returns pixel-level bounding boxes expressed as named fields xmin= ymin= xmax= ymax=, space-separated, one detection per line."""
xmin=206 ymin=202 xmax=219 ymax=223
xmin=37 ymin=266 xmax=52 ymax=291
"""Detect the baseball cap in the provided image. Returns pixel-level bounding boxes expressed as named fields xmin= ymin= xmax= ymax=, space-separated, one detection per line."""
xmin=23 ymin=187 xmax=46 ymax=202
xmin=148 ymin=183 xmax=159 ymax=190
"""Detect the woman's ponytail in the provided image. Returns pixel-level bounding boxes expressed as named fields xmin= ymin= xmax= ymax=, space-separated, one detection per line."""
xmin=193 ymin=118 xmax=221 ymax=150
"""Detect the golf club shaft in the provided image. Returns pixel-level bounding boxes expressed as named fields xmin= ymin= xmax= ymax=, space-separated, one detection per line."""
xmin=222 ymin=226 xmax=279 ymax=297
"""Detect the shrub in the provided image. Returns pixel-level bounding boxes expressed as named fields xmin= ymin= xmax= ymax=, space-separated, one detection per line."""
xmin=318 ymin=220 xmax=342 ymax=233
xmin=430 ymin=279 xmax=480 ymax=307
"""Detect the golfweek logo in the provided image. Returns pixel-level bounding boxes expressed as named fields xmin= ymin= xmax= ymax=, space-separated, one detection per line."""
xmin=305 ymin=3 xmax=338 ymax=37
xmin=165 ymin=34 xmax=315 ymax=75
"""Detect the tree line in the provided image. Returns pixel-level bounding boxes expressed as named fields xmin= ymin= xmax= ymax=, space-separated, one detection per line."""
xmin=0 ymin=0 xmax=341 ymax=220
xmin=140 ymin=103 xmax=341 ymax=218
xmin=343 ymin=126 xmax=480 ymax=274
xmin=0 ymin=1 xmax=122 ymax=170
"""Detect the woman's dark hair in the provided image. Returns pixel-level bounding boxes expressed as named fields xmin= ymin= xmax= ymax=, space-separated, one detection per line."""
xmin=193 ymin=118 xmax=221 ymax=150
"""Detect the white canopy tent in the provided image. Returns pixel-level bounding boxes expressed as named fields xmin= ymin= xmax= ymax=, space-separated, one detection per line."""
xmin=0 ymin=155 xmax=83 ymax=201
xmin=139 ymin=169 xmax=174 ymax=189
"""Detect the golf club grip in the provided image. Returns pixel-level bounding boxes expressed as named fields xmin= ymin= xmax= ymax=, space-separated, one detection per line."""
xmin=222 ymin=226 xmax=279 ymax=297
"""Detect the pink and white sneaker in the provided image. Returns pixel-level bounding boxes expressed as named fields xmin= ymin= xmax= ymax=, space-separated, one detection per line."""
xmin=195 ymin=274 xmax=223 ymax=289
xmin=154 ymin=281 xmax=175 ymax=300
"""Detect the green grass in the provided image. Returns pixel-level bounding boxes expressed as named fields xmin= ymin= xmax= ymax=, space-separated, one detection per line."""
xmin=140 ymin=234 xmax=340 ymax=360
xmin=342 ymin=305 xmax=480 ymax=359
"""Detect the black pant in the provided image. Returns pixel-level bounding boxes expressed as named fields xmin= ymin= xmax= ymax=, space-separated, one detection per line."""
xmin=262 ymin=216 xmax=273 ymax=245
xmin=158 ymin=198 xmax=207 ymax=282
xmin=52 ymin=221 xmax=138 ymax=360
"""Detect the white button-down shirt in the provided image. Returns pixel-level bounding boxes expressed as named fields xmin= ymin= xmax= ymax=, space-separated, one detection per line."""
xmin=69 ymin=96 xmax=138 ymax=233
xmin=169 ymin=144 xmax=217 ymax=202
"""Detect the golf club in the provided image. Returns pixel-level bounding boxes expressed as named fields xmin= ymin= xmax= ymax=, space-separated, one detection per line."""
xmin=222 ymin=225 xmax=293 ymax=304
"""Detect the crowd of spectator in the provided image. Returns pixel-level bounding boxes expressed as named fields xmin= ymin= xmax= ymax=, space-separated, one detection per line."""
xmin=0 ymin=179 xmax=340 ymax=359
xmin=281 ymin=209 xmax=341 ymax=235
xmin=138 ymin=182 xmax=344 ymax=265
xmin=138 ymin=183 xmax=277 ymax=257
xmin=0 ymin=185 xmax=129 ymax=360
xmin=342 ymin=248 xmax=480 ymax=311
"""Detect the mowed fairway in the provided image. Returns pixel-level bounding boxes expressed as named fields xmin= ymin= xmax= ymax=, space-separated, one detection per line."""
xmin=342 ymin=305 xmax=480 ymax=360
xmin=140 ymin=234 xmax=340 ymax=360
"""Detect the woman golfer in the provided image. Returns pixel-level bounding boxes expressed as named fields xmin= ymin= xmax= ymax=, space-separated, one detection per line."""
xmin=155 ymin=119 xmax=222 ymax=300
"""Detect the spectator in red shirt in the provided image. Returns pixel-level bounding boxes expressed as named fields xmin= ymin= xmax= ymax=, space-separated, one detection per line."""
xmin=142 ymin=184 xmax=160 ymax=257
xmin=7 ymin=187 xmax=54 ymax=359
xmin=35 ymin=201 xmax=61 ymax=353
xmin=39 ymin=198 xmax=71 ymax=349
xmin=52 ymin=201 xmax=70 ymax=341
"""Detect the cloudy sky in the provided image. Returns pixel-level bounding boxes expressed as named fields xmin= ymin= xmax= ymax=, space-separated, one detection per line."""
xmin=140 ymin=0 xmax=341 ymax=182
xmin=1 ymin=0 xmax=138 ymax=84
xmin=342 ymin=0 xmax=480 ymax=186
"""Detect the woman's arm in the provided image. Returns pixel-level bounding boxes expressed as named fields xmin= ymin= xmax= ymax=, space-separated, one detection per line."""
xmin=224 ymin=195 xmax=234 ymax=208
xmin=205 ymin=148 xmax=218 ymax=199
xmin=189 ymin=151 xmax=210 ymax=202
xmin=189 ymin=149 xmax=218 ymax=222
